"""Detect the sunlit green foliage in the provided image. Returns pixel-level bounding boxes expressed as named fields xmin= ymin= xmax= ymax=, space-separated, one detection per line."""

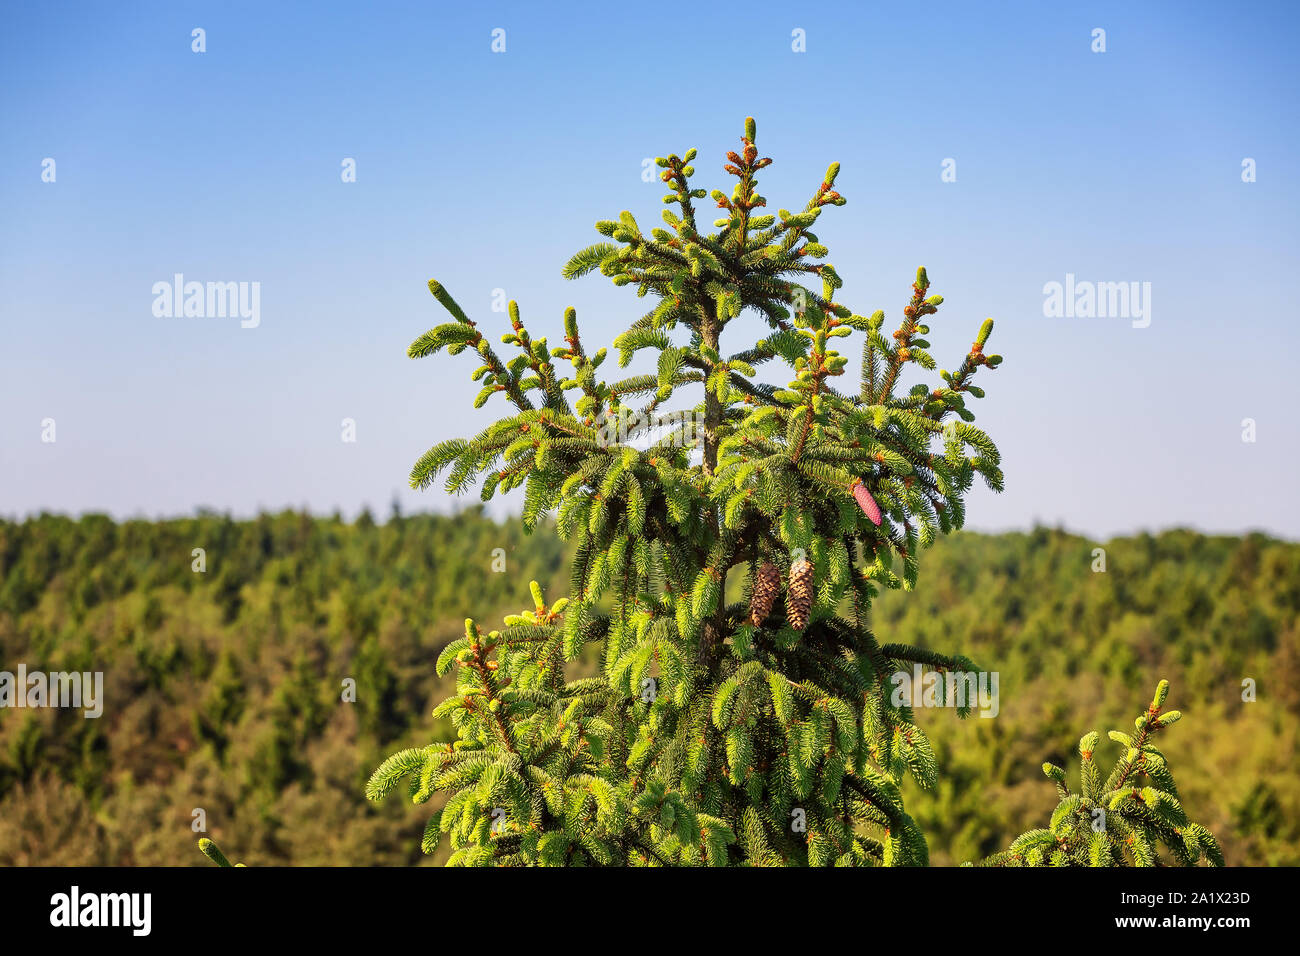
xmin=0 ymin=506 xmax=565 ymax=865
xmin=0 ymin=514 xmax=1293 ymax=864
xmin=984 ymin=681 xmax=1223 ymax=866
xmin=366 ymin=117 xmax=1013 ymax=865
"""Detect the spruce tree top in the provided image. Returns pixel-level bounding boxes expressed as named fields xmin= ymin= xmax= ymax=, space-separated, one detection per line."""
xmin=408 ymin=115 xmax=1002 ymax=610
xmin=369 ymin=117 xmax=1008 ymax=866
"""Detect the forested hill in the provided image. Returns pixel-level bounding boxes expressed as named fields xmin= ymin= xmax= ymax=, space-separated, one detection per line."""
xmin=1 ymin=511 xmax=1295 ymax=865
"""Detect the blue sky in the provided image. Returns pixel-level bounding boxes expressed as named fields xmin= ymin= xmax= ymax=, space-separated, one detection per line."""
xmin=2 ymin=0 xmax=1297 ymax=539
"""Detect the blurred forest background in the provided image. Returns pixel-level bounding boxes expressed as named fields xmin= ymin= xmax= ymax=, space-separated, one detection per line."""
xmin=0 ymin=508 xmax=1295 ymax=866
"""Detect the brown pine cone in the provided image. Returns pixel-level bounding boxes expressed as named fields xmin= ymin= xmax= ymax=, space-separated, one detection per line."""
xmin=749 ymin=561 xmax=780 ymax=626
xmin=786 ymin=557 xmax=814 ymax=631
